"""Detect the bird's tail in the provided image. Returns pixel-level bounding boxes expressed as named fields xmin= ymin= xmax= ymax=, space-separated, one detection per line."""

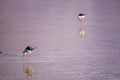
xmin=33 ymin=47 xmax=37 ymax=49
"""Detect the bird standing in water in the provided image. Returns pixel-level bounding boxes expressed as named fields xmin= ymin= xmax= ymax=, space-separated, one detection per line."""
xmin=23 ymin=46 xmax=36 ymax=77
xmin=78 ymin=13 xmax=87 ymax=37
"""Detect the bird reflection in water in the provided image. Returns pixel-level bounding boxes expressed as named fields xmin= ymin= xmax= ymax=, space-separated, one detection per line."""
xmin=23 ymin=53 xmax=34 ymax=79
xmin=78 ymin=13 xmax=86 ymax=37
xmin=24 ymin=65 xmax=34 ymax=78
xmin=79 ymin=28 xmax=85 ymax=37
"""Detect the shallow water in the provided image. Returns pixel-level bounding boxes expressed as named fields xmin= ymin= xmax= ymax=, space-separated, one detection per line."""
xmin=0 ymin=51 xmax=120 ymax=80
xmin=0 ymin=0 xmax=120 ymax=80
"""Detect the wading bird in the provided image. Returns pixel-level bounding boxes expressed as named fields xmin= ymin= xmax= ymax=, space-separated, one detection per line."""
xmin=78 ymin=13 xmax=87 ymax=37
xmin=23 ymin=46 xmax=36 ymax=79
xmin=78 ymin=13 xmax=86 ymax=20
xmin=23 ymin=46 xmax=36 ymax=57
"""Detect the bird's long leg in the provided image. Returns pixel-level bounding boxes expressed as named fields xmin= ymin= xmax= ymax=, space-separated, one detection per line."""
xmin=79 ymin=19 xmax=84 ymax=37
xmin=28 ymin=52 xmax=31 ymax=67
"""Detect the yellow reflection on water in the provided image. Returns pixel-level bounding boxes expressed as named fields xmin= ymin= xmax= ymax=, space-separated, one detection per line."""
xmin=79 ymin=29 xmax=85 ymax=37
xmin=23 ymin=64 xmax=35 ymax=80
xmin=24 ymin=66 xmax=34 ymax=76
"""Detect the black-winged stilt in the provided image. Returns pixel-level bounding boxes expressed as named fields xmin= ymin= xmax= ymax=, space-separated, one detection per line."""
xmin=23 ymin=46 xmax=36 ymax=78
xmin=78 ymin=13 xmax=86 ymax=19
xmin=23 ymin=46 xmax=36 ymax=57
xmin=78 ymin=13 xmax=87 ymax=37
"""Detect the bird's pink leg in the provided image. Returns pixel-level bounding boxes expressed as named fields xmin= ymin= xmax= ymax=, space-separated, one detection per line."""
xmin=28 ymin=52 xmax=31 ymax=67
